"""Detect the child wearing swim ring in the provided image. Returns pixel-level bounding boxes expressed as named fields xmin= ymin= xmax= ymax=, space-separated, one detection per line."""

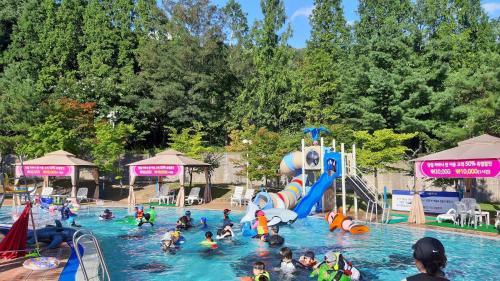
xmin=216 ymin=223 xmax=234 ymax=240
xmin=201 ymin=231 xmax=218 ymax=249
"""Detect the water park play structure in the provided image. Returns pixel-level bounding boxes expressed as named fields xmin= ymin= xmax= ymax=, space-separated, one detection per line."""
xmin=242 ymin=128 xmax=380 ymax=230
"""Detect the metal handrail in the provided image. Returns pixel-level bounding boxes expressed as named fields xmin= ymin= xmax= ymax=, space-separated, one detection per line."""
xmin=72 ymin=229 xmax=111 ymax=281
xmin=348 ymin=175 xmax=377 ymax=204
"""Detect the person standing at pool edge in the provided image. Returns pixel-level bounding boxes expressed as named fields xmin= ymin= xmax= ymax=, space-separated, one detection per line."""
xmin=403 ymin=237 xmax=449 ymax=281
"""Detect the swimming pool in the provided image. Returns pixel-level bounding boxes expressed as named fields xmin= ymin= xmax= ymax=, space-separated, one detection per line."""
xmin=1 ymin=207 xmax=499 ymax=280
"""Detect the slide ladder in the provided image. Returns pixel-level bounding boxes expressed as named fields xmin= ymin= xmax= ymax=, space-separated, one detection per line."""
xmin=73 ymin=229 xmax=110 ymax=281
xmin=346 ymin=168 xmax=381 ymax=222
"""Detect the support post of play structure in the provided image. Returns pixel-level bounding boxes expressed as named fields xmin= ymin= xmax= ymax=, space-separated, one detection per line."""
xmin=332 ymin=139 xmax=337 ymax=212
xmin=341 ymin=143 xmax=346 ymax=215
xmin=301 ymin=139 xmax=306 ymax=196
xmin=320 ymin=137 xmax=325 ymax=209
xmin=352 ymin=144 xmax=358 ymax=220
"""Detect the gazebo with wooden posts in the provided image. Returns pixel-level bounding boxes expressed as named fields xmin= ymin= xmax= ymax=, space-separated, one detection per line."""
xmin=126 ymin=149 xmax=211 ymax=207
xmin=408 ymin=134 xmax=500 ymax=224
xmin=14 ymin=150 xmax=99 ymax=199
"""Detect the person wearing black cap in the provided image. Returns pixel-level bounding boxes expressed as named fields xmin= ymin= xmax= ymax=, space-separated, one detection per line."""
xmin=403 ymin=237 xmax=449 ymax=281
xmin=265 ymin=225 xmax=284 ymax=247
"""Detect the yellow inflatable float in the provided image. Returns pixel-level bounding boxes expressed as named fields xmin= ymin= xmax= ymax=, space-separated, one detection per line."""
xmin=325 ymin=208 xmax=369 ymax=234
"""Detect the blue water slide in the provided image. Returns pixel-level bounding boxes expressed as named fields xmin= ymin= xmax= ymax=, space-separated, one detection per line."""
xmin=293 ymin=173 xmax=337 ymax=218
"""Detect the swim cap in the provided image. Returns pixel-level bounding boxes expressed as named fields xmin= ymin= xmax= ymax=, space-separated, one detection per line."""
xmin=412 ymin=237 xmax=446 ymax=263
xmin=256 ymin=210 xmax=265 ymax=217
xmin=104 ymin=209 xmax=110 ymax=213
xmin=201 ymin=217 xmax=207 ymax=223
xmin=185 ymin=210 xmax=191 ymax=216
xmin=163 ymin=233 xmax=172 ymax=241
xmin=324 ymin=251 xmax=338 ymax=263
xmin=304 ymin=251 xmax=315 ymax=259
xmin=223 ymin=209 xmax=231 ymax=214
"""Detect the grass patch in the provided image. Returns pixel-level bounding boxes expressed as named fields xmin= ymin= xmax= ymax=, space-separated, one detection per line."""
xmin=426 ymin=221 xmax=498 ymax=234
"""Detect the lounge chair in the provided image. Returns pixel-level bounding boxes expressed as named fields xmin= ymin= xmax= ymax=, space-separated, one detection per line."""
xmin=149 ymin=186 xmax=175 ymax=204
xmin=243 ymin=188 xmax=255 ymax=205
xmin=436 ymin=208 xmax=457 ymax=224
xmin=76 ymin=187 xmax=89 ymax=203
xmin=185 ymin=187 xmax=203 ymax=205
xmin=230 ymin=186 xmax=244 ymax=206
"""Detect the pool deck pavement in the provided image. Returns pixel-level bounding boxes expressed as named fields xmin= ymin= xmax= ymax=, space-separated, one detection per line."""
xmin=0 ymin=243 xmax=71 ymax=281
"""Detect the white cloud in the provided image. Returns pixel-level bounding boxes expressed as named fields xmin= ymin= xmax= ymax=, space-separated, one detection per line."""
xmin=291 ymin=6 xmax=314 ymax=21
xmin=482 ymin=3 xmax=500 ymax=14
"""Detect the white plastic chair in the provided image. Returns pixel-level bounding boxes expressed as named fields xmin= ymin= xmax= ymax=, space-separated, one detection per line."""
xmin=436 ymin=208 xmax=457 ymax=224
xmin=76 ymin=187 xmax=89 ymax=203
xmin=41 ymin=187 xmax=53 ymax=198
xmin=243 ymin=188 xmax=255 ymax=205
xmin=185 ymin=187 xmax=203 ymax=205
xmin=455 ymin=202 xmax=469 ymax=227
xmin=230 ymin=186 xmax=244 ymax=206
xmin=149 ymin=186 xmax=175 ymax=204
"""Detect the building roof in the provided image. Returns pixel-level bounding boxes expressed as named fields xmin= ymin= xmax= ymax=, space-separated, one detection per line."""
xmin=413 ymin=134 xmax=500 ymax=161
xmin=15 ymin=150 xmax=96 ymax=166
xmin=127 ymin=149 xmax=209 ymax=166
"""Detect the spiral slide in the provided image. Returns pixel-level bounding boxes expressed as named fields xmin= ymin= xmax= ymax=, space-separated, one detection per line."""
xmin=252 ymin=152 xmax=304 ymax=210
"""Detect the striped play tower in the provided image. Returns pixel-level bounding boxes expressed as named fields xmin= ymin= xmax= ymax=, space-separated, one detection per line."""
xmin=253 ymin=152 xmax=304 ymax=209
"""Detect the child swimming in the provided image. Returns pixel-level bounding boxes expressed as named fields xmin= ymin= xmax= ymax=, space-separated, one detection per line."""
xmin=298 ymin=251 xmax=318 ymax=269
xmin=310 ymin=251 xmax=360 ymax=281
xmin=275 ymin=247 xmax=299 ymax=274
xmin=216 ymin=223 xmax=235 ymax=240
xmin=265 ymin=225 xmax=284 ymax=247
xmin=240 ymin=261 xmax=270 ymax=281
xmin=99 ymin=209 xmax=114 ymax=220
xmin=201 ymin=231 xmax=218 ymax=249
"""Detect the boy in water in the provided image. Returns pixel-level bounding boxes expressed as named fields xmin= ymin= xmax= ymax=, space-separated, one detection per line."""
xmin=298 ymin=251 xmax=318 ymax=269
xmin=266 ymin=225 xmax=284 ymax=247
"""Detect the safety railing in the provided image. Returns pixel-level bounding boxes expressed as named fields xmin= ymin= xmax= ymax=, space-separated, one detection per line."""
xmin=72 ymin=229 xmax=110 ymax=281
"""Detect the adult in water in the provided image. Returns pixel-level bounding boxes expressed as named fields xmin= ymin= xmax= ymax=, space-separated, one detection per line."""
xmin=265 ymin=225 xmax=284 ymax=247
xmin=402 ymin=237 xmax=449 ymax=281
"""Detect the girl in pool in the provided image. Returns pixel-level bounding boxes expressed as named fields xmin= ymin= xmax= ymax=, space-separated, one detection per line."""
xmin=99 ymin=209 xmax=114 ymax=220
xmin=252 ymin=210 xmax=269 ymax=241
xmin=298 ymin=251 xmax=318 ymax=269
xmin=200 ymin=217 xmax=208 ymax=229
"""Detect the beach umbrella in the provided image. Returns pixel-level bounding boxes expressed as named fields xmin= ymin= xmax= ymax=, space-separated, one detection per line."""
xmin=407 ymin=192 xmax=426 ymax=224
xmin=0 ymin=203 xmax=31 ymax=259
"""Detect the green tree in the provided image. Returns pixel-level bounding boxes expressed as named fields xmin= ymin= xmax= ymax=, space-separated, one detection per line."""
xmin=354 ymin=129 xmax=416 ymax=190
xmin=235 ymin=0 xmax=300 ymax=131
xmin=90 ymin=121 xmax=134 ymax=175
xmin=16 ymin=115 xmax=80 ymax=158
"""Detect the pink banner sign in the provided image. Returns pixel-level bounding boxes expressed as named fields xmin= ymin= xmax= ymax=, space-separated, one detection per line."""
xmin=16 ymin=165 xmax=74 ymax=177
xmin=416 ymin=159 xmax=500 ymax=178
xmin=130 ymin=165 xmax=180 ymax=177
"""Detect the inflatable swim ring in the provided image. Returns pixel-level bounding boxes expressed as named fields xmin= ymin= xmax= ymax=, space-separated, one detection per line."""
xmin=200 ymin=240 xmax=218 ymax=249
xmin=23 ymin=257 xmax=60 ymax=270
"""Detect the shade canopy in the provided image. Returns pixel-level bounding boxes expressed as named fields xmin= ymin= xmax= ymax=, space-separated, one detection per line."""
xmin=16 ymin=150 xmax=96 ymax=166
xmin=413 ymin=134 xmax=500 ymax=178
xmin=127 ymin=149 xmax=210 ymax=167
xmin=14 ymin=150 xmax=99 ymax=198
xmin=126 ymin=149 xmax=211 ymax=207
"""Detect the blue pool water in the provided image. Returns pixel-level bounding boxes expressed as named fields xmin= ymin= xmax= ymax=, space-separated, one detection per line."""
xmin=1 ymin=207 xmax=499 ymax=280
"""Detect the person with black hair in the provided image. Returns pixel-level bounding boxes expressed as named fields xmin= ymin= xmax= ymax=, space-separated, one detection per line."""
xmin=274 ymin=247 xmax=299 ymax=274
xmin=298 ymin=250 xmax=318 ymax=269
xmin=265 ymin=225 xmax=284 ymax=247
xmin=403 ymin=237 xmax=449 ymax=281
xmin=242 ymin=261 xmax=270 ymax=281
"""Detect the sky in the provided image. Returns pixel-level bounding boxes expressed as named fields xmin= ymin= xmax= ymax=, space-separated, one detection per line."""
xmin=210 ymin=0 xmax=500 ymax=48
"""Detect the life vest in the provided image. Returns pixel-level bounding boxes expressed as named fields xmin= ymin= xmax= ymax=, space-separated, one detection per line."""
xmin=257 ymin=216 xmax=269 ymax=235
xmin=136 ymin=210 xmax=144 ymax=220
xmin=255 ymin=271 xmax=270 ymax=280
xmin=311 ymin=253 xmax=352 ymax=281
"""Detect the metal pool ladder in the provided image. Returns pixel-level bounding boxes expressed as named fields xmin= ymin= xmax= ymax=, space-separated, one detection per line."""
xmin=73 ymin=229 xmax=111 ymax=281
